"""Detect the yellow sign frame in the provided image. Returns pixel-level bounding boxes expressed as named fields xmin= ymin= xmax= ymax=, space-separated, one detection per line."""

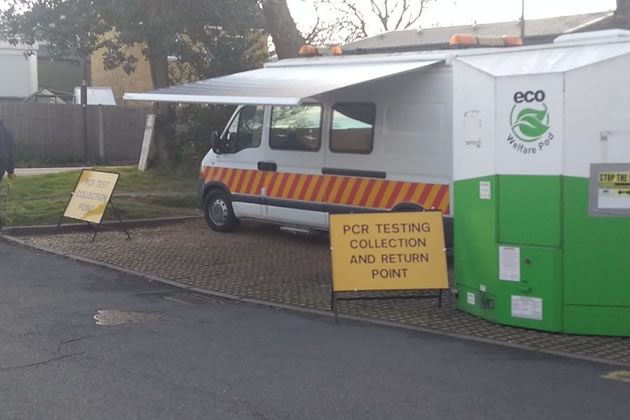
xmin=62 ymin=169 xmax=120 ymax=224
xmin=329 ymin=211 xmax=449 ymax=321
xmin=330 ymin=211 xmax=448 ymax=292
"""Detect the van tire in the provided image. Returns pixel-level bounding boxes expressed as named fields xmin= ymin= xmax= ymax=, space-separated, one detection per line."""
xmin=392 ymin=203 xmax=425 ymax=212
xmin=204 ymin=189 xmax=239 ymax=232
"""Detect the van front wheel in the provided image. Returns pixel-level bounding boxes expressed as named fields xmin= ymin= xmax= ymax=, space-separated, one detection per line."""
xmin=204 ymin=189 xmax=239 ymax=232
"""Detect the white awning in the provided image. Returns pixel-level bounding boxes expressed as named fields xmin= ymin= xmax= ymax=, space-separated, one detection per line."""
xmin=123 ymin=59 xmax=442 ymax=105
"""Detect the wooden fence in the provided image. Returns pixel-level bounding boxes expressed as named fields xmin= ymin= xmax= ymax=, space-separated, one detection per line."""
xmin=0 ymin=101 xmax=148 ymax=164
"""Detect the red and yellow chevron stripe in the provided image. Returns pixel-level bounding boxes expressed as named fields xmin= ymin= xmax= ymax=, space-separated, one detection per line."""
xmin=201 ymin=167 xmax=450 ymax=215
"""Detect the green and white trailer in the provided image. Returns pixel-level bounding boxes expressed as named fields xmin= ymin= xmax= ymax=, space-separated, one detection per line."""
xmin=453 ymin=29 xmax=630 ymax=336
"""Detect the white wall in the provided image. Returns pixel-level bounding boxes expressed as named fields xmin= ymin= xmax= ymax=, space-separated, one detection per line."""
xmin=564 ymin=53 xmax=630 ymax=178
xmin=0 ymin=42 xmax=38 ymax=98
xmin=453 ymin=60 xmax=496 ymax=181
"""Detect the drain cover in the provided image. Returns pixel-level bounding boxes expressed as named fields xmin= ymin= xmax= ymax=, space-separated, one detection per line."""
xmin=94 ymin=310 xmax=162 ymax=326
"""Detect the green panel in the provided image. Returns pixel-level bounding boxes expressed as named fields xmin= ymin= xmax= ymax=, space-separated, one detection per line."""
xmin=494 ymin=245 xmax=563 ymax=332
xmin=454 ymin=176 xmax=498 ymax=322
xmin=564 ymin=305 xmax=630 ymax=336
xmin=563 ymin=177 xmax=630 ymax=324
xmin=456 ymin=175 xmax=630 ymax=336
xmin=498 ymin=176 xmax=562 ymax=247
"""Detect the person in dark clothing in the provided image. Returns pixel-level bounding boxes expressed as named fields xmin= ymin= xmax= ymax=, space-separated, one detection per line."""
xmin=0 ymin=118 xmax=16 ymax=184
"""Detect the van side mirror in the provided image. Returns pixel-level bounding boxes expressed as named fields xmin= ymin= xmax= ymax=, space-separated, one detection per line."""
xmin=210 ymin=131 xmax=220 ymax=153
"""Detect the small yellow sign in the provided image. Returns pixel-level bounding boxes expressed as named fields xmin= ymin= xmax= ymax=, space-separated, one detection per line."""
xmin=599 ymin=172 xmax=630 ymax=189
xmin=598 ymin=171 xmax=630 ymax=209
xmin=330 ymin=211 xmax=448 ymax=292
xmin=63 ymin=170 xmax=119 ymax=223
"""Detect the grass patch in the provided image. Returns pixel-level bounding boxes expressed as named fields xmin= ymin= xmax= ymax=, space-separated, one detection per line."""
xmin=0 ymin=167 xmax=200 ymax=227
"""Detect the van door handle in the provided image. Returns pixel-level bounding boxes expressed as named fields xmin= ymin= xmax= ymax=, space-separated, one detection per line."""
xmin=258 ymin=161 xmax=277 ymax=171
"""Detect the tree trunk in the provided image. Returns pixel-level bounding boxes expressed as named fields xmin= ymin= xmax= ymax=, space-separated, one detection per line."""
xmin=147 ymin=38 xmax=172 ymax=168
xmin=617 ymin=0 xmax=630 ymax=28
xmin=261 ymin=0 xmax=305 ymax=59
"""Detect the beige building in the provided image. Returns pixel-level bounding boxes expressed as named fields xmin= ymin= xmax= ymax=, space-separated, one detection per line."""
xmin=91 ymin=31 xmax=268 ymax=105
xmin=91 ymin=41 xmax=153 ymax=105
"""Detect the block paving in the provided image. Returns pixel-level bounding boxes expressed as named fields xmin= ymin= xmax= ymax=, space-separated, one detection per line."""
xmin=16 ymin=219 xmax=630 ymax=366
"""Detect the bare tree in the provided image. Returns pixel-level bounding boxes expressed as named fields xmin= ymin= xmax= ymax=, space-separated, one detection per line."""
xmin=308 ymin=0 xmax=434 ymax=44
xmin=261 ymin=0 xmax=305 ymax=59
xmin=617 ymin=0 xmax=630 ymax=27
xmin=260 ymin=0 xmax=435 ymax=58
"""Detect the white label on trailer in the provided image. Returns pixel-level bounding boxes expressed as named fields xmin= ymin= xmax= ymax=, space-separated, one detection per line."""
xmin=499 ymin=246 xmax=520 ymax=282
xmin=464 ymin=111 xmax=482 ymax=148
xmin=479 ymin=181 xmax=491 ymax=200
xmin=467 ymin=292 xmax=476 ymax=305
xmin=480 ymin=284 xmax=486 ymax=292
xmin=511 ymin=296 xmax=543 ymax=320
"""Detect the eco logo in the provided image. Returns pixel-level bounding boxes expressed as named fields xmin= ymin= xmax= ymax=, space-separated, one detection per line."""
xmin=507 ymin=90 xmax=555 ymax=155
xmin=511 ymin=104 xmax=549 ymax=141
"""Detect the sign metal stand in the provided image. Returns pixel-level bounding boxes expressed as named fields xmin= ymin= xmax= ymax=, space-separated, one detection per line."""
xmin=78 ymin=200 xmax=131 ymax=242
xmin=331 ymin=276 xmax=445 ymax=324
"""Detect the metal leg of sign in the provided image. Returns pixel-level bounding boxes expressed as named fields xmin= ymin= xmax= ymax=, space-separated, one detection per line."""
xmin=108 ymin=200 xmax=131 ymax=240
xmin=87 ymin=222 xmax=98 ymax=243
xmin=333 ymin=293 xmax=339 ymax=324
xmin=444 ymin=290 xmax=453 ymax=317
xmin=438 ymin=289 xmax=443 ymax=308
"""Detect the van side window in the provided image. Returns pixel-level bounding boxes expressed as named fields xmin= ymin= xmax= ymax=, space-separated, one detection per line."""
xmin=226 ymin=105 xmax=264 ymax=152
xmin=330 ymin=103 xmax=375 ymax=154
xmin=269 ymin=105 xmax=322 ymax=151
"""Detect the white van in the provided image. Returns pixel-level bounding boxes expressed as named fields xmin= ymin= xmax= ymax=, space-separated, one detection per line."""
xmin=192 ymin=55 xmax=454 ymax=245
xmin=125 ymin=43 xmax=515 ymax=247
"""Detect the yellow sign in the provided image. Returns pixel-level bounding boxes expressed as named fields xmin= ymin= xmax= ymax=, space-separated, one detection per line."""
xmin=63 ymin=170 xmax=119 ymax=223
xmin=330 ymin=211 xmax=448 ymax=292
xmin=598 ymin=172 xmax=630 ymax=209
xmin=599 ymin=172 xmax=630 ymax=189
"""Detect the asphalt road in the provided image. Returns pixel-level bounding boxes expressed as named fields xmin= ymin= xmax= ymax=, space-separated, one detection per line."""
xmin=0 ymin=239 xmax=627 ymax=420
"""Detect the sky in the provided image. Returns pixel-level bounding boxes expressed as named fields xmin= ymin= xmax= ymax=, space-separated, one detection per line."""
xmin=0 ymin=0 xmax=619 ymax=33
xmin=288 ymin=0 xmax=617 ymax=32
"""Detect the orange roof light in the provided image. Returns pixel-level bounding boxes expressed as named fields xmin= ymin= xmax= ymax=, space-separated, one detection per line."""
xmin=330 ymin=45 xmax=343 ymax=55
xmin=450 ymin=33 xmax=523 ymax=48
xmin=503 ymin=35 xmax=523 ymax=46
xmin=298 ymin=45 xmax=319 ymax=56
xmin=449 ymin=34 xmax=478 ymax=47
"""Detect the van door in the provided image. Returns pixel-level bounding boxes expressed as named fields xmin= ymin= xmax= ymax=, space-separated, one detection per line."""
xmin=262 ymin=104 xmax=327 ymax=228
xmin=214 ymin=105 xmax=266 ymax=219
xmin=323 ymin=102 xmax=381 ymax=215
